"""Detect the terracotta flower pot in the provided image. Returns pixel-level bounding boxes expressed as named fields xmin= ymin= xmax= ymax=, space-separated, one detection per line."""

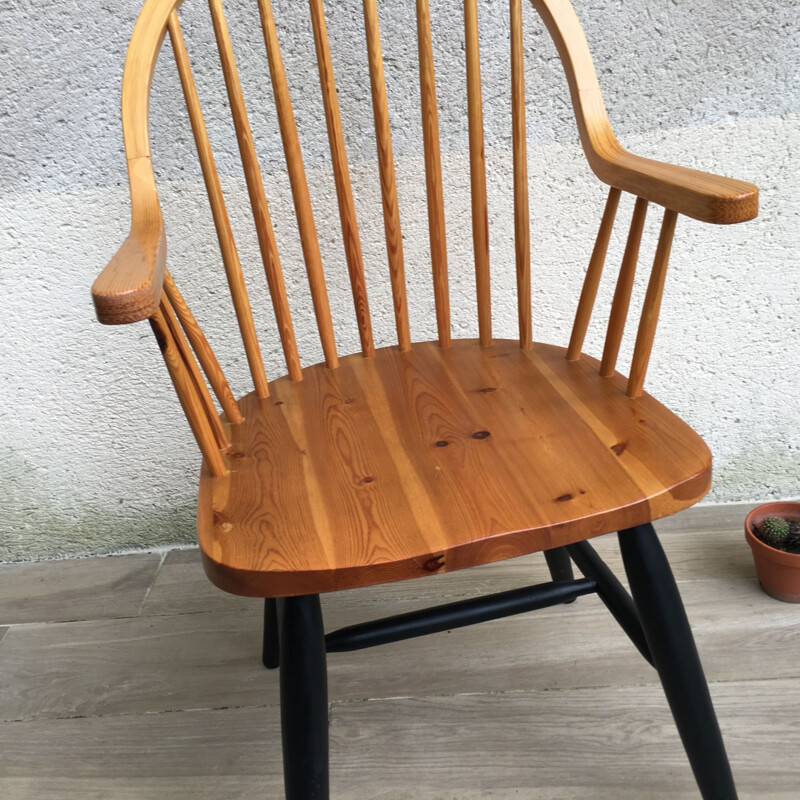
xmin=745 ymin=502 xmax=800 ymax=603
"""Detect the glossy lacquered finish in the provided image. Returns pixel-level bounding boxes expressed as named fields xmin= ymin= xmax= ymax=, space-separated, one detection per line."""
xmin=89 ymin=1 xmax=757 ymax=796
xmin=198 ymin=340 xmax=712 ymax=597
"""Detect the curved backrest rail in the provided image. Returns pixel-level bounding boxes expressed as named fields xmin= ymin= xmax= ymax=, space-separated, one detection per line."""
xmin=510 ymin=0 xmax=531 ymax=349
xmin=163 ymin=270 xmax=243 ymax=424
xmin=161 ymin=293 xmax=229 ymax=450
xmin=600 ymin=196 xmax=648 ymax=377
xmin=465 ymin=0 xmax=491 ymax=347
xmin=167 ymin=11 xmax=270 ymax=399
xmin=309 ymin=0 xmax=375 ymax=358
xmin=417 ymin=0 xmax=451 ymax=348
xmin=627 ymin=209 xmax=678 ymax=398
xmin=208 ymin=0 xmax=302 ymax=381
xmin=149 ymin=306 xmax=229 ymax=477
xmin=566 ymin=187 xmax=621 ymax=360
xmin=258 ymin=0 xmax=339 ymax=369
xmin=362 ymin=0 xmax=411 ymax=353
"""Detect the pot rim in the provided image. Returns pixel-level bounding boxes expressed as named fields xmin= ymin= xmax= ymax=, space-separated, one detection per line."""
xmin=745 ymin=501 xmax=800 ymax=564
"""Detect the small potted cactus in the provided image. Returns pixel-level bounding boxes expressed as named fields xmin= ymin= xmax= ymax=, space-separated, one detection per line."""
xmin=745 ymin=502 xmax=800 ymax=602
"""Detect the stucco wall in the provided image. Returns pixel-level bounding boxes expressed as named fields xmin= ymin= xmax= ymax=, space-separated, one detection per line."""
xmin=1 ymin=0 xmax=798 ymax=561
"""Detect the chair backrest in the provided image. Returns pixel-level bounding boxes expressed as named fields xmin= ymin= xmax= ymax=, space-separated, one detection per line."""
xmin=91 ymin=0 xmax=758 ymax=478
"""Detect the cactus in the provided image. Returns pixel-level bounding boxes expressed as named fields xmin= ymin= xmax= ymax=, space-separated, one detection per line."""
xmin=760 ymin=516 xmax=790 ymax=548
xmin=784 ymin=520 xmax=800 ymax=555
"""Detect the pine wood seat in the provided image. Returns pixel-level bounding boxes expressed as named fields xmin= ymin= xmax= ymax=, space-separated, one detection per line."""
xmin=200 ymin=339 xmax=711 ymax=597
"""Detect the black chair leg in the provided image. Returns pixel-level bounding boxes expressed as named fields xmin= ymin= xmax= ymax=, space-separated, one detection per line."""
xmin=278 ymin=594 xmax=329 ymax=800
xmin=618 ymin=524 xmax=738 ymax=800
xmin=262 ymin=598 xmax=280 ymax=669
xmin=544 ymin=547 xmax=576 ymax=602
xmin=544 ymin=546 xmax=575 ymax=582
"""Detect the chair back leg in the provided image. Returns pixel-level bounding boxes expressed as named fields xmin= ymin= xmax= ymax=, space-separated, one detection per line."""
xmin=543 ymin=547 xmax=575 ymax=583
xmin=278 ymin=594 xmax=329 ymax=799
xmin=618 ymin=524 xmax=738 ymax=800
xmin=263 ymin=597 xmax=280 ymax=669
xmin=543 ymin=547 xmax=576 ymax=602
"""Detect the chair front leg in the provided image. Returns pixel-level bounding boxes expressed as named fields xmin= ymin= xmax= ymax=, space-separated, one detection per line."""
xmin=263 ymin=597 xmax=280 ymax=669
xmin=618 ymin=524 xmax=738 ymax=800
xmin=277 ymin=594 xmax=329 ymax=800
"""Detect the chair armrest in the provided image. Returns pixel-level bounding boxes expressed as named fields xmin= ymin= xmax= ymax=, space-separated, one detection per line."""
xmin=92 ymin=155 xmax=166 ymax=325
xmin=580 ymin=91 xmax=758 ymax=225
xmin=92 ymin=226 xmax=166 ymax=325
xmin=531 ymin=0 xmax=759 ymax=225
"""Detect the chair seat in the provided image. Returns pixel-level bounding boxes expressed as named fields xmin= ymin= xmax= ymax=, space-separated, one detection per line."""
xmin=198 ymin=339 xmax=711 ymax=596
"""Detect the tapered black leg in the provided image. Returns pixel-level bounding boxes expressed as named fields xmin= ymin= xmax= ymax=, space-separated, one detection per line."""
xmin=543 ymin=547 xmax=574 ymax=582
xmin=543 ymin=547 xmax=576 ymax=602
xmin=618 ymin=524 xmax=737 ymax=800
xmin=278 ymin=595 xmax=329 ymax=800
xmin=262 ymin=598 xmax=280 ymax=669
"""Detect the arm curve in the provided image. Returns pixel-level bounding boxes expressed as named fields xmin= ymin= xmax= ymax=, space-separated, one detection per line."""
xmin=91 ymin=0 xmax=183 ymax=324
xmin=530 ymin=0 xmax=758 ymax=224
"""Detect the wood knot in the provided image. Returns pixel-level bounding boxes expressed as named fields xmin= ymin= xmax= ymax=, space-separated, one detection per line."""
xmin=274 ymin=400 xmax=284 ymax=406
xmin=471 ymin=430 xmax=491 ymax=440
xmin=610 ymin=442 xmax=627 ymax=456
xmin=359 ymin=476 xmax=375 ymax=485
xmin=477 ymin=386 xmax=497 ymax=393
xmin=423 ymin=554 xmax=445 ymax=572
xmin=344 ymin=397 xmax=355 ymax=405
xmin=435 ymin=440 xmax=449 ymax=448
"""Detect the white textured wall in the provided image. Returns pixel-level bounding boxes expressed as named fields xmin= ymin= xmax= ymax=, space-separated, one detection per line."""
xmin=1 ymin=0 xmax=798 ymax=561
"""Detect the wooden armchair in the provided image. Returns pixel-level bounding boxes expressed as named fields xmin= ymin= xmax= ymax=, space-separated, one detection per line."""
xmin=92 ymin=0 xmax=758 ymax=797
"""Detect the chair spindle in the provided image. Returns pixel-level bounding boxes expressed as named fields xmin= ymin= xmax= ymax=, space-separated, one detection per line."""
xmin=161 ymin=294 xmax=229 ymax=451
xmin=363 ymin=0 xmax=412 ymax=352
xmin=309 ymin=0 xmax=375 ymax=358
xmin=208 ymin=0 xmax=302 ymax=381
xmin=417 ymin=0 xmax=451 ymax=347
xmin=465 ymin=0 xmax=491 ymax=347
xmin=168 ymin=12 xmax=270 ymax=399
xmin=567 ymin=186 xmax=621 ymax=360
xmin=149 ymin=307 xmax=228 ymax=478
xmin=627 ymin=209 xmax=678 ymax=398
xmin=510 ymin=0 xmax=531 ymax=350
xmin=163 ymin=271 xmax=243 ymax=424
xmin=257 ymin=0 xmax=339 ymax=370
xmin=600 ymin=196 xmax=648 ymax=377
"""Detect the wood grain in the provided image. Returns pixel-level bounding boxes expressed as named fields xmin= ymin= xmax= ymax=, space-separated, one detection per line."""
xmin=2 ymin=571 xmax=793 ymax=721
xmin=465 ymin=0 xmax=492 ymax=347
xmin=208 ymin=0 xmax=302 ymax=381
xmin=2 ymin=681 xmax=800 ymax=798
xmin=627 ymin=208 xmax=678 ymax=397
xmin=328 ymin=682 xmax=800 ymax=797
xmin=600 ymin=196 xmax=648 ymax=377
xmin=258 ymin=0 xmax=339 ymax=369
xmin=0 ymin=554 xmax=162 ymax=626
xmin=167 ymin=12 xmax=270 ymax=398
xmin=363 ymin=0 xmax=411 ymax=352
xmin=511 ymin=0 xmax=531 ymax=349
xmin=417 ymin=0 xmax=451 ymax=347
xmin=198 ymin=339 xmax=712 ymax=596
xmin=310 ymin=0 xmax=375 ymax=358
xmin=567 ymin=186 xmax=621 ymax=360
